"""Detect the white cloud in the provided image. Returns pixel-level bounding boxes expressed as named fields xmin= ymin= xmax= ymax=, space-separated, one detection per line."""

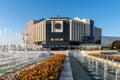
xmin=15 ymin=33 xmax=18 ymax=36
xmin=18 ymin=33 xmax=21 ymax=37
xmin=4 ymin=28 xmax=7 ymax=33
xmin=0 ymin=30 xmax=2 ymax=35
xmin=9 ymin=30 xmax=12 ymax=34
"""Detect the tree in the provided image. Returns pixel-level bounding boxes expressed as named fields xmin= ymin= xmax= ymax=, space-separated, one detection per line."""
xmin=95 ymin=40 xmax=101 ymax=44
xmin=112 ymin=40 xmax=120 ymax=49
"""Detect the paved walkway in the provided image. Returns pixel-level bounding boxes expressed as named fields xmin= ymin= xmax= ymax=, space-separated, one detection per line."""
xmin=69 ymin=56 xmax=93 ymax=80
xmin=59 ymin=56 xmax=73 ymax=80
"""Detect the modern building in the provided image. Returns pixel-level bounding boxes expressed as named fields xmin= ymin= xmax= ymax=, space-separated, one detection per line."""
xmin=22 ymin=16 xmax=102 ymax=49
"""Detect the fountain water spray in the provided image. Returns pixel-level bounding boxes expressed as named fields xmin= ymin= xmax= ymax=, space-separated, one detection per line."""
xmin=103 ymin=63 xmax=107 ymax=80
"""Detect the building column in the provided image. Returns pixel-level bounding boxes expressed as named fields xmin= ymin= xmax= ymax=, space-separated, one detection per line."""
xmin=69 ymin=20 xmax=72 ymax=41
xmin=44 ymin=20 xmax=46 ymax=41
xmin=78 ymin=23 xmax=79 ymax=41
xmin=75 ymin=22 xmax=77 ymax=41
xmin=40 ymin=22 xmax=42 ymax=41
xmin=51 ymin=20 xmax=54 ymax=32
xmin=41 ymin=21 xmax=43 ymax=41
xmin=72 ymin=21 xmax=74 ymax=41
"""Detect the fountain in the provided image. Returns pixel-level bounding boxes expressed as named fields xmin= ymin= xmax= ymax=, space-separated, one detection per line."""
xmin=81 ymin=56 xmax=86 ymax=67
xmin=93 ymin=61 xmax=100 ymax=80
xmin=87 ymin=58 xmax=92 ymax=72
xmin=0 ymin=73 xmax=4 ymax=77
xmin=0 ymin=29 xmax=33 ymax=78
xmin=103 ymin=63 xmax=108 ymax=80
xmin=114 ymin=69 xmax=120 ymax=80
xmin=90 ymin=59 xmax=96 ymax=76
xmin=75 ymin=51 xmax=120 ymax=80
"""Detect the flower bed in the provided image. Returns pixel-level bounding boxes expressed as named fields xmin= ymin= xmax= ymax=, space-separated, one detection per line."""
xmin=88 ymin=53 xmax=120 ymax=62
xmin=0 ymin=54 xmax=66 ymax=80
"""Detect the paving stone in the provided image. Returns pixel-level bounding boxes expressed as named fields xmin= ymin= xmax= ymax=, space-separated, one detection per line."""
xmin=69 ymin=56 xmax=94 ymax=80
xmin=59 ymin=56 xmax=73 ymax=80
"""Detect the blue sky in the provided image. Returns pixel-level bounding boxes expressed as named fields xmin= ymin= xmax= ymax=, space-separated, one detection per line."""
xmin=0 ymin=0 xmax=120 ymax=39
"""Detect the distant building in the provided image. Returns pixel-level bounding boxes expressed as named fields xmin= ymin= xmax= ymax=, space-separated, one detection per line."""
xmin=22 ymin=16 xmax=102 ymax=49
xmin=101 ymin=36 xmax=120 ymax=46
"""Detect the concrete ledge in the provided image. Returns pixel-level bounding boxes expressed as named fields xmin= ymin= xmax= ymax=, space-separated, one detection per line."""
xmin=59 ymin=56 xmax=73 ymax=80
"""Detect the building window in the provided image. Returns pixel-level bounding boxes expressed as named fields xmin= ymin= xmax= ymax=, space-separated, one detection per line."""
xmin=52 ymin=23 xmax=63 ymax=32
xmin=54 ymin=23 xmax=61 ymax=29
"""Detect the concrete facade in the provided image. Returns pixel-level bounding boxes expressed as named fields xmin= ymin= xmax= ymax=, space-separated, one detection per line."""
xmin=22 ymin=16 xmax=102 ymax=48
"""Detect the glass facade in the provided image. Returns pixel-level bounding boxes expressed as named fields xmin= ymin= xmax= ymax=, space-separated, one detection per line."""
xmin=90 ymin=20 xmax=94 ymax=36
